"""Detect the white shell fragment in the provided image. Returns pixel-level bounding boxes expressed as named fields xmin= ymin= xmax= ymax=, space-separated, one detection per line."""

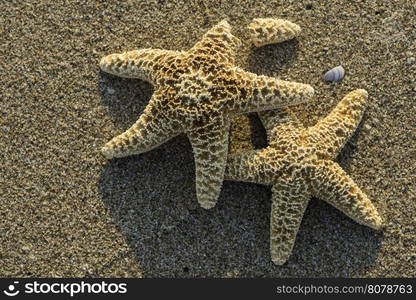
xmin=324 ymin=66 xmax=345 ymax=82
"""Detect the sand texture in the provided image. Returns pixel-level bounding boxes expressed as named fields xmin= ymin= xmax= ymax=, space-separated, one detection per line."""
xmin=1 ymin=0 xmax=415 ymax=277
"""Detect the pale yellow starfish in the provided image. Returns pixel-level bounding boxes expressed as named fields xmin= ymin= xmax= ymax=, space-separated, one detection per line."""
xmin=99 ymin=20 xmax=314 ymax=209
xmin=225 ymin=89 xmax=383 ymax=265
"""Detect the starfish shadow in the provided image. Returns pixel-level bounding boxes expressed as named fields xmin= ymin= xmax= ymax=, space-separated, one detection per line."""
xmin=337 ymin=113 xmax=368 ymax=172
xmin=297 ymin=198 xmax=384 ymax=276
xmin=99 ymin=154 xmax=272 ymax=277
xmin=97 ymin=135 xmax=383 ymax=277
xmin=98 ymin=151 xmax=383 ymax=277
xmin=247 ymin=39 xmax=299 ymax=76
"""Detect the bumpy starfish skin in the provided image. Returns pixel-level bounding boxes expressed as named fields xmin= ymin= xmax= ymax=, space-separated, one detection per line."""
xmin=100 ymin=20 xmax=314 ymax=209
xmin=225 ymin=89 xmax=383 ymax=265
xmin=248 ymin=18 xmax=301 ymax=47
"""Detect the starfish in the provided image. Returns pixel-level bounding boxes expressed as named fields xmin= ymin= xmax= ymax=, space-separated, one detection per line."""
xmin=99 ymin=20 xmax=314 ymax=209
xmin=225 ymin=89 xmax=383 ymax=265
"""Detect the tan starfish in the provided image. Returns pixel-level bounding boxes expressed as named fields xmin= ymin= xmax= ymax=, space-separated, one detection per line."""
xmin=225 ymin=89 xmax=383 ymax=265
xmin=99 ymin=20 xmax=314 ymax=209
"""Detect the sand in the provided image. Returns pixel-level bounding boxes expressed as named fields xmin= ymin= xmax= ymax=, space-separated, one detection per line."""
xmin=1 ymin=0 xmax=415 ymax=277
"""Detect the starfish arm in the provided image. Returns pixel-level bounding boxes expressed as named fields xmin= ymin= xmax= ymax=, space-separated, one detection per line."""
xmin=248 ymin=18 xmax=301 ymax=47
xmin=270 ymin=178 xmax=310 ymax=265
xmin=232 ymin=70 xmax=314 ymax=114
xmin=188 ymin=20 xmax=241 ymax=65
xmin=101 ymin=95 xmax=183 ymax=158
xmin=309 ymin=160 xmax=383 ymax=230
xmin=308 ymin=89 xmax=368 ymax=160
xmin=100 ymin=48 xmax=181 ymax=84
xmin=187 ymin=119 xmax=230 ymax=209
xmin=224 ymin=149 xmax=274 ymax=185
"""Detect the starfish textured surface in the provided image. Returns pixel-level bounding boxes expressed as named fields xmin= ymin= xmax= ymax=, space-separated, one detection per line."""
xmin=248 ymin=18 xmax=301 ymax=47
xmin=225 ymin=89 xmax=383 ymax=265
xmin=100 ymin=20 xmax=314 ymax=209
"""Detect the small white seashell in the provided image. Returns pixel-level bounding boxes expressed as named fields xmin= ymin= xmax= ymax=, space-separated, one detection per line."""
xmin=324 ymin=65 xmax=345 ymax=82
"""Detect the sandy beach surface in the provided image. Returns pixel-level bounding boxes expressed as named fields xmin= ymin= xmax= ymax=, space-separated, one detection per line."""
xmin=1 ymin=0 xmax=415 ymax=277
